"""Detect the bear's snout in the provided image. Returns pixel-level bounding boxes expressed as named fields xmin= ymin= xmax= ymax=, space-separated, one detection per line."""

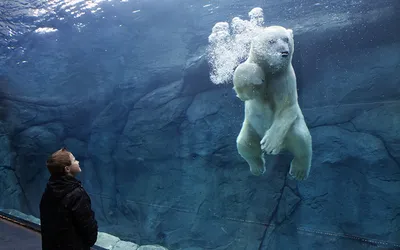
xmin=281 ymin=51 xmax=289 ymax=57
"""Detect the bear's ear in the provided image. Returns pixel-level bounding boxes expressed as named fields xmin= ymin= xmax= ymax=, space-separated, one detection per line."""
xmin=287 ymin=29 xmax=293 ymax=38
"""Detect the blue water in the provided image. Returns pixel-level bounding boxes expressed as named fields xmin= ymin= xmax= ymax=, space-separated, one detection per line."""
xmin=1 ymin=0 xmax=400 ymax=249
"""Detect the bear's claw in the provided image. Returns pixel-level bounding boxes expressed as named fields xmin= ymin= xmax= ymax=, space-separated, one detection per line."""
xmin=250 ymin=164 xmax=265 ymax=176
xmin=260 ymin=131 xmax=283 ymax=155
xmin=289 ymin=160 xmax=310 ymax=181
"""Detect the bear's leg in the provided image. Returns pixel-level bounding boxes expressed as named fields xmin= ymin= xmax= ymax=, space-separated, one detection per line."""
xmin=285 ymin=118 xmax=312 ymax=181
xmin=236 ymin=120 xmax=265 ymax=176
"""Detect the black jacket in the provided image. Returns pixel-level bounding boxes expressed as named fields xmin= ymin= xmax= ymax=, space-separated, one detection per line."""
xmin=40 ymin=174 xmax=98 ymax=250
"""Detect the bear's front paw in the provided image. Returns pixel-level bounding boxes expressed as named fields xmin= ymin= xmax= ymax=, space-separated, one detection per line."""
xmin=261 ymin=130 xmax=283 ymax=155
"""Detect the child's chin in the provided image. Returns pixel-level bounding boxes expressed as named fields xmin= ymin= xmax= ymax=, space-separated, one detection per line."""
xmin=72 ymin=170 xmax=82 ymax=176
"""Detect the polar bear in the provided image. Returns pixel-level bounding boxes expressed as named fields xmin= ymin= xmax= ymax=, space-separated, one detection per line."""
xmin=233 ymin=25 xmax=312 ymax=181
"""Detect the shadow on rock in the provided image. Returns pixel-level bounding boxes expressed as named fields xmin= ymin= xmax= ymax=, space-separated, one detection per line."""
xmin=0 ymin=75 xmax=9 ymax=121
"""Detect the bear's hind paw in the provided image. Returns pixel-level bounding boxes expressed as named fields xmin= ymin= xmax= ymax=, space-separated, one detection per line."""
xmin=250 ymin=164 xmax=265 ymax=176
xmin=289 ymin=160 xmax=310 ymax=181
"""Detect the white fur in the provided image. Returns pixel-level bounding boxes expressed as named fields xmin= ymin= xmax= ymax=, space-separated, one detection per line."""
xmin=233 ymin=26 xmax=312 ymax=181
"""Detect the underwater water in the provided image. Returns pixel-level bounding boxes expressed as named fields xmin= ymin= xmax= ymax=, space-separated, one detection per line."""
xmin=1 ymin=0 xmax=400 ymax=249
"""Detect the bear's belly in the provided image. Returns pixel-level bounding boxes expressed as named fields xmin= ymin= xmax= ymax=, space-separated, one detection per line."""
xmin=245 ymin=100 xmax=274 ymax=138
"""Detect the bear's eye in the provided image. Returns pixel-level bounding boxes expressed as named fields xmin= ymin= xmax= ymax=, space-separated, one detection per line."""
xmin=282 ymin=37 xmax=289 ymax=43
xmin=268 ymin=39 xmax=276 ymax=45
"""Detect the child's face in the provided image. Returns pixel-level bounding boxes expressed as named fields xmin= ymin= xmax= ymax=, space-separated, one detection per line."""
xmin=65 ymin=153 xmax=81 ymax=176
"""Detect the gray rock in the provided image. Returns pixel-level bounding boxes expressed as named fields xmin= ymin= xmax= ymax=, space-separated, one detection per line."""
xmin=264 ymin=124 xmax=400 ymax=249
xmin=0 ymin=122 xmax=24 ymax=211
xmin=351 ymin=103 xmax=400 ymax=161
xmin=113 ymin=241 xmax=140 ymax=250
xmin=0 ymin=122 xmax=12 ymax=167
xmin=0 ymin=209 xmax=40 ymax=225
xmin=134 ymin=80 xmax=184 ymax=109
xmin=0 ymin=168 xmax=24 ymax=211
xmin=186 ymin=89 xmax=225 ymax=123
xmin=124 ymin=96 xmax=192 ymax=135
xmin=182 ymin=55 xmax=218 ymax=96
xmin=137 ymin=245 xmax=168 ymax=250
xmin=12 ymin=124 xmax=64 ymax=155
xmin=276 ymin=187 xmax=301 ymax=224
xmin=64 ymin=137 xmax=87 ymax=157
xmin=96 ymin=232 xmax=122 ymax=250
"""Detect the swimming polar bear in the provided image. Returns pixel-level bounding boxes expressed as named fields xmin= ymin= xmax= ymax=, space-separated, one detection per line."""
xmin=233 ymin=25 xmax=312 ymax=181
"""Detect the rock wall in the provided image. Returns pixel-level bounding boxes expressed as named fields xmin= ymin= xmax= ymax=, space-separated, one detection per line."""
xmin=1 ymin=2 xmax=400 ymax=250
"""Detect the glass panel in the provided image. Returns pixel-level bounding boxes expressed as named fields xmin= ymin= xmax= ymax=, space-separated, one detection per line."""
xmin=0 ymin=0 xmax=399 ymax=249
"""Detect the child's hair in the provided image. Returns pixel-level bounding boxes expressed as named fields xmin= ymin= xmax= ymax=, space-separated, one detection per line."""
xmin=46 ymin=147 xmax=72 ymax=175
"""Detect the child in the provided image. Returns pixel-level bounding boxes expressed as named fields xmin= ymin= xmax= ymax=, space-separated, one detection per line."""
xmin=40 ymin=147 xmax=98 ymax=250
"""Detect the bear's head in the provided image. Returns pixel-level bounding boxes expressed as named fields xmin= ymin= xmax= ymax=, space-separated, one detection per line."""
xmin=249 ymin=25 xmax=294 ymax=73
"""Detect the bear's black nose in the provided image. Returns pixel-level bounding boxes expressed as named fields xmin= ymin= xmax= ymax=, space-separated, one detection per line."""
xmin=281 ymin=51 xmax=289 ymax=57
